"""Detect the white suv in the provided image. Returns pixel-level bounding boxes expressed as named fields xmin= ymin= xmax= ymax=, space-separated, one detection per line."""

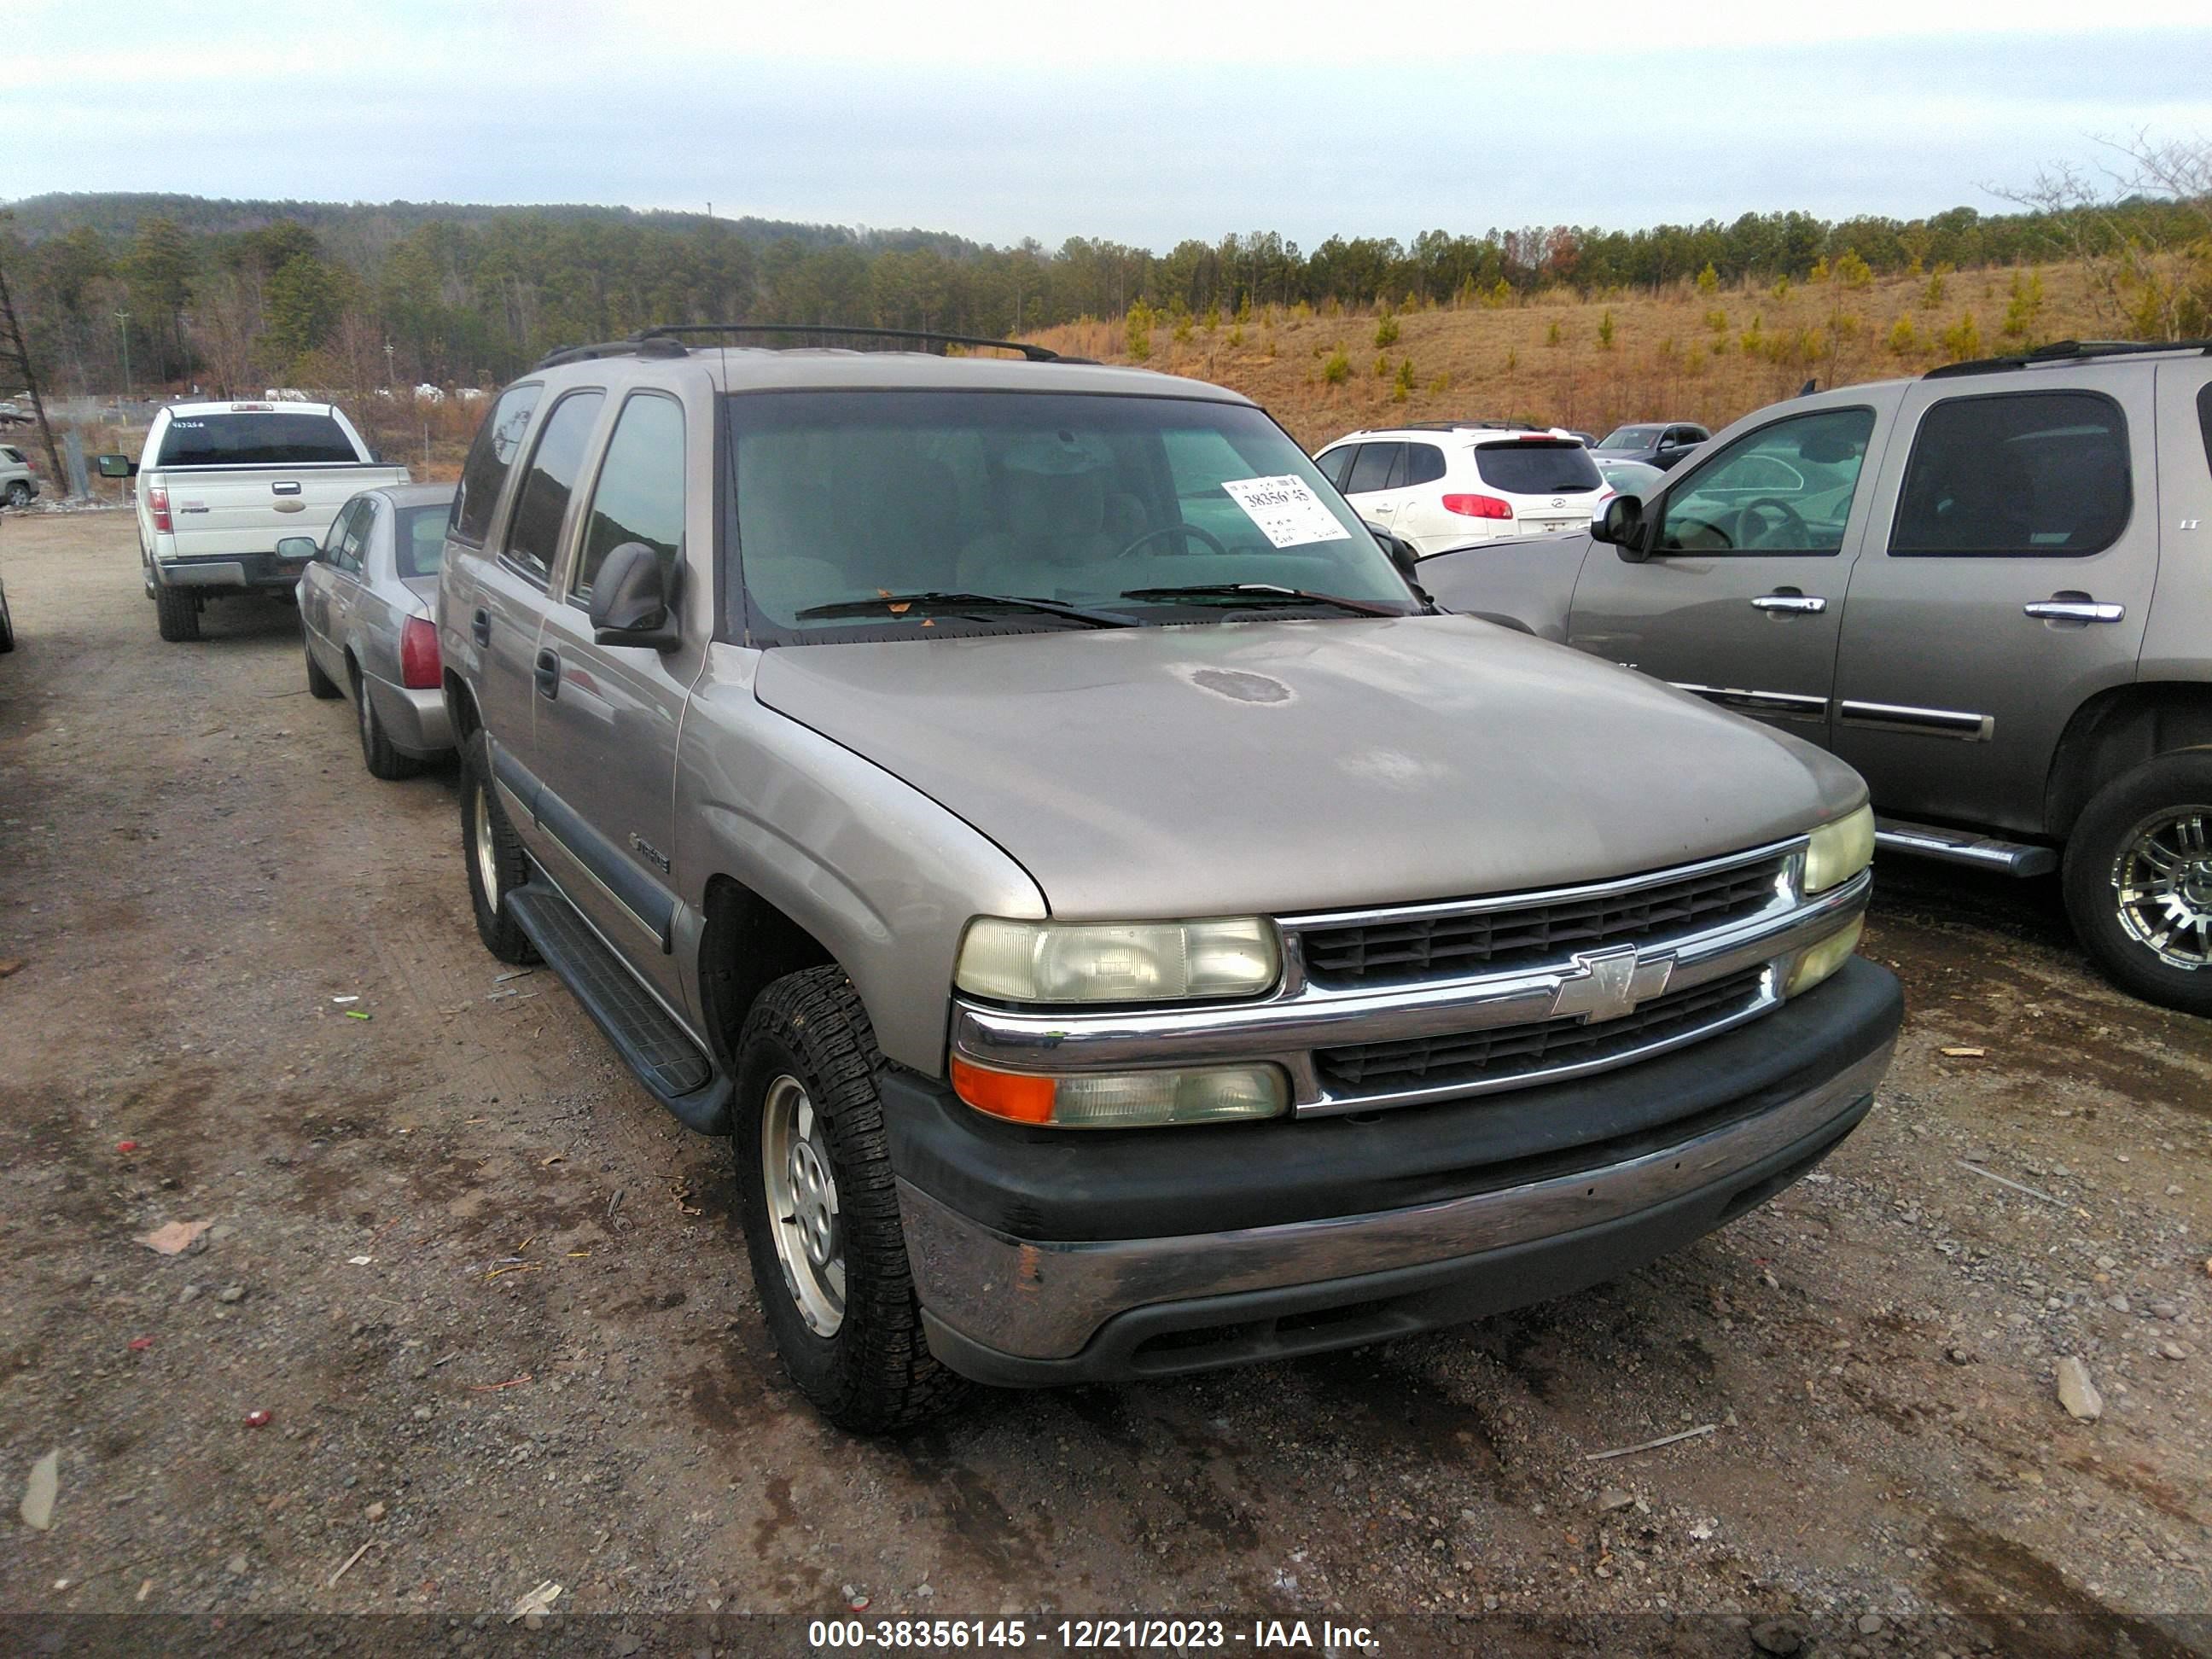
xmin=1315 ymin=422 xmax=1606 ymax=555
xmin=1 ymin=444 xmax=39 ymax=509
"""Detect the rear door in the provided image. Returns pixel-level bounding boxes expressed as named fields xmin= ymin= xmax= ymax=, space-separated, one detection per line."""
xmin=1831 ymin=372 xmax=2160 ymax=835
xmin=474 ymin=387 xmax=604 ymax=841
xmin=528 ymin=388 xmax=701 ymax=1005
xmin=1383 ymin=441 xmax=1452 ymax=547
xmin=1567 ymin=399 xmax=1891 ymax=741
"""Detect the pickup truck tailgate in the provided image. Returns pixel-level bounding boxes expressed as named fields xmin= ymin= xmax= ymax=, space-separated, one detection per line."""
xmin=159 ymin=466 xmax=411 ymax=558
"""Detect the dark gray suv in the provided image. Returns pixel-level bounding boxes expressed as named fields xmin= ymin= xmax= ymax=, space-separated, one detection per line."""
xmin=1424 ymin=338 xmax=2212 ymax=1014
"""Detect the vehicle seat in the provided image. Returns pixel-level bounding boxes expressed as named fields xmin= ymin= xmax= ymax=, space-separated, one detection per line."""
xmin=958 ymin=467 xmax=1120 ymax=595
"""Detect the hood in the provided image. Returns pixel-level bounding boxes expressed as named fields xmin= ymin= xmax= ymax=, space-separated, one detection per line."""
xmin=753 ymin=616 xmax=1866 ymax=919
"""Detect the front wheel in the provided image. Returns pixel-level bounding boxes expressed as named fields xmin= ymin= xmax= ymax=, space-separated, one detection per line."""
xmin=458 ymin=731 xmax=538 ymax=964
xmin=733 ymin=966 xmax=967 ymax=1433
xmin=2063 ymin=749 xmax=2212 ymax=1016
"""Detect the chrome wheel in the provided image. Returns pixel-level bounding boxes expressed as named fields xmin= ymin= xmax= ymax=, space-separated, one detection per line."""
xmin=760 ymin=1074 xmax=844 ymax=1337
xmin=472 ymin=785 xmax=502 ymax=911
xmin=2110 ymin=806 xmax=2212 ymax=969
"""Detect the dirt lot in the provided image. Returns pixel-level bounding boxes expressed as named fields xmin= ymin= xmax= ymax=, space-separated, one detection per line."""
xmin=2 ymin=509 xmax=2209 ymax=1651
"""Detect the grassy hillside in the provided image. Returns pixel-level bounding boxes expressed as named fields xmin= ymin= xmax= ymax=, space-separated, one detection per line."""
xmin=1025 ymin=259 xmax=2112 ymax=451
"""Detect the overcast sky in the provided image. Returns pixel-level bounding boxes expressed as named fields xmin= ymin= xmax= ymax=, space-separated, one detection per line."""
xmin=9 ymin=1 xmax=2209 ymax=248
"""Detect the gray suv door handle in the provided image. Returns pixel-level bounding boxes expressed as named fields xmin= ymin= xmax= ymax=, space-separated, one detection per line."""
xmin=1751 ymin=592 xmax=1827 ymax=614
xmin=533 ymin=648 xmax=561 ymax=700
xmin=2024 ymin=598 xmax=2124 ymax=624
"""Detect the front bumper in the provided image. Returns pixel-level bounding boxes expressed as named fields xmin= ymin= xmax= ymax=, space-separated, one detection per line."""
xmin=157 ymin=550 xmax=312 ymax=591
xmin=364 ymin=672 xmax=455 ymax=758
xmin=893 ymin=957 xmax=1900 ymax=1383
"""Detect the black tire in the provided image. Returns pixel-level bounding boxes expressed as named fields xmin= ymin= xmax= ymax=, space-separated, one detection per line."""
xmin=304 ymin=628 xmax=341 ymax=698
xmin=3 ymin=482 xmax=30 ymax=508
xmin=733 ymin=966 xmax=968 ymax=1433
xmin=154 ymin=583 xmax=201 ymax=643
xmin=353 ymin=666 xmax=422 ymax=781
xmin=458 ymin=730 xmax=538 ymax=964
xmin=2062 ymin=748 xmax=2212 ymax=1016
xmin=0 ymin=584 xmax=14 ymax=653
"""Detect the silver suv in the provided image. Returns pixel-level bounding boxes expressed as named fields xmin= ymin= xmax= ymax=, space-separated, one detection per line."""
xmin=438 ymin=325 xmax=1899 ymax=1429
xmin=1422 ymin=339 xmax=2212 ymax=1014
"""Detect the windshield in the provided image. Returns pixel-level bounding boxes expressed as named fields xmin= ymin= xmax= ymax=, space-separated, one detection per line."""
xmin=394 ymin=504 xmax=449 ymax=578
xmin=728 ymin=390 xmax=1414 ymax=637
xmin=1598 ymin=425 xmax=1662 ymax=450
xmin=154 ymin=411 xmax=359 ymax=468
xmin=1471 ymin=440 xmax=1604 ymax=494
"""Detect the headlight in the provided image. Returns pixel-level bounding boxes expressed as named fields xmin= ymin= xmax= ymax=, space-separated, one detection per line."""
xmin=955 ymin=917 xmax=1281 ymax=1004
xmin=1803 ymin=804 xmax=1875 ymax=894
xmin=1784 ymin=915 xmax=1864 ymax=997
xmin=951 ymin=1056 xmax=1289 ymax=1128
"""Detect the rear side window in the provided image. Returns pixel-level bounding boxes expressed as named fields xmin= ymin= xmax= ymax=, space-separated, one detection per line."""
xmin=502 ymin=391 xmax=605 ymax=583
xmin=393 ymin=506 xmax=449 ymax=579
xmin=155 ymin=412 xmax=357 ymax=467
xmin=573 ymin=393 xmax=685 ymax=602
xmin=451 ymin=382 xmax=544 ymax=548
xmin=1345 ymin=442 xmax=1406 ymax=493
xmin=2197 ymin=381 xmax=2212 ymax=480
xmin=1891 ymin=391 xmax=2131 ymax=557
xmin=1473 ymin=440 xmax=1603 ymax=494
xmin=1405 ymin=443 xmax=1447 ymax=486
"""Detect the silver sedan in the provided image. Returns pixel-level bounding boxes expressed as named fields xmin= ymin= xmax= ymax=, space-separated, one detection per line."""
xmin=293 ymin=483 xmax=457 ymax=778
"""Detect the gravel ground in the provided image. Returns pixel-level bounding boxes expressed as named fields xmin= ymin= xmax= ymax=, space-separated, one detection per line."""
xmin=2 ymin=509 xmax=2207 ymax=1653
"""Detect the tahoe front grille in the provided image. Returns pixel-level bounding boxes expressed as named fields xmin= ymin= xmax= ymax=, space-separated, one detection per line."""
xmin=1297 ymin=855 xmax=1789 ymax=987
xmin=1314 ymin=968 xmax=1772 ymax=1096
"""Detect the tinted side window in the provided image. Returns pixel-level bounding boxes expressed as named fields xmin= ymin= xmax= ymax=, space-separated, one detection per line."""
xmin=336 ymin=499 xmax=373 ymax=572
xmin=1405 ymin=443 xmax=1447 ymax=486
xmin=1346 ymin=442 xmax=1405 ymax=494
xmin=573 ymin=393 xmax=685 ymax=602
xmin=451 ymin=382 xmax=544 ymax=548
xmin=2197 ymin=381 xmax=2212 ymax=480
xmin=1316 ymin=446 xmax=1356 ymax=490
xmin=1656 ymin=406 xmax=1875 ymax=556
xmin=502 ymin=391 xmax=605 ymax=583
xmin=1890 ymin=391 xmax=2131 ymax=557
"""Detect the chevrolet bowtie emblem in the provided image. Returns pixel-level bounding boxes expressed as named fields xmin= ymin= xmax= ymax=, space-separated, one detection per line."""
xmin=1551 ymin=944 xmax=1674 ymax=1023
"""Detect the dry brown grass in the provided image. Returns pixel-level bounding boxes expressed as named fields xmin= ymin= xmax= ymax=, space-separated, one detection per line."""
xmin=1025 ymin=260 xmax=2120 ymax=450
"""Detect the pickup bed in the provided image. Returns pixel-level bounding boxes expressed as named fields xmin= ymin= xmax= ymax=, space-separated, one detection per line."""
xmin=105 ymin=401 xmax=409 ymax=641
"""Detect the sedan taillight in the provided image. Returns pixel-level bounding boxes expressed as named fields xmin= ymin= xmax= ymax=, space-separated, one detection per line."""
xmin=399 ymin=615 xmax=441 ymax=690
xmin=148 ymin=486 xmax=172 ymax=533
xmin=1441 ymin=493 xmax=1512 ymax=520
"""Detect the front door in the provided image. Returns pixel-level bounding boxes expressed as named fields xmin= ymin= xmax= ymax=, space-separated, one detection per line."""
xmin=1340 ymin=440 xmax=1412 ymax=531
xmin=1568 ymin=399 xmax=1894 ymax=742
xmin=1831 ymin=373 xmax=2160 ymax=835
xmin=528 ymin=388 xmax=700 ymax=1010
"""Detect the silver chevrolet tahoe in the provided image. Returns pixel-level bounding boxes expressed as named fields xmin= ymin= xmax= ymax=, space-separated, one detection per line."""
xmin=1421 ymin=338 xmax=2212 ymax=1016
xmin=438 ymin=325 xmax=1900 ymax=1430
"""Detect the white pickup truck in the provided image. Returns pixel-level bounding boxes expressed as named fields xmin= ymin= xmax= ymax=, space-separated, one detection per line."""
xmin=100 ymin=401 xmax=409 ymax=642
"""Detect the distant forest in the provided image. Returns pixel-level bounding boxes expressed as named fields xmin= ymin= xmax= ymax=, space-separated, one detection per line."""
xmin=3 ymin=188 xmax=2203 ymax=398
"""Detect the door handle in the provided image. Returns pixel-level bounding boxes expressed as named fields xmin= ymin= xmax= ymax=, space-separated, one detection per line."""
xmin=533 ymin=649 xmax=560 ymax=701
xmin=2024 ymin=597 xmax=2124 ymax=624
xmin=471 ymin=608 xmax=491 ymax=646
xmin=1751 ymin=591 xmax=1827 ymax=614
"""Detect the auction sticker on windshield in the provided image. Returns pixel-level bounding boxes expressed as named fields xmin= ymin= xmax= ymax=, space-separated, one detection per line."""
xmin=1220 ymin=475 xmax=1353 ymax=549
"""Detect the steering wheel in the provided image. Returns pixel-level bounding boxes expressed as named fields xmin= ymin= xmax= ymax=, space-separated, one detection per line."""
xmin=1732 ymin=497 xmax=1809 ymax=550
xmin=1114 ymin=522 xmax=1231 ymax=560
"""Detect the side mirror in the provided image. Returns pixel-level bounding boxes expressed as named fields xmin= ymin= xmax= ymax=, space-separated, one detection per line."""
xmin=1592 ymin=494 xmax=1654 ymax=562
xmin=1366 ymin=523 xmax=1436 ymax=613
xmin=276 ymin=535 xmax=321 ymax=562
xmin=589 ymin=542 xmax=683 ymax=650
xmin=96 ymin=454 xmax=138 ymax=479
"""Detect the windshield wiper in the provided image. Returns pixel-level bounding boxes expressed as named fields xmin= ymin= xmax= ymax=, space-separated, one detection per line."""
xmin=795 ymin=591 xmax=1133 ymax=628
xmin=1117 ymin=583 xmax=1406 ymax=617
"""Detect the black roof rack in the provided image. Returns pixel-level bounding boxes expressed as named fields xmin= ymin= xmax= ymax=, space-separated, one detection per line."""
xmin=1387 ymin=418 xmax=1552 ymax=434
xmin=527 ymin=323 xmax=1065 ymax=375
xmin=1924 ymin=337 xmax=2212 ymax=381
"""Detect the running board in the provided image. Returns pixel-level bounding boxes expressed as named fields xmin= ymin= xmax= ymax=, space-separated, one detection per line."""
xmin=504 ymin=882 xmax=731 ymax=1133
xmin=1874 ymin=818 xmax=2058 ymax=878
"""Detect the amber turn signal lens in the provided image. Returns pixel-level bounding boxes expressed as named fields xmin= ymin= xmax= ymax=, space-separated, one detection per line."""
xmin=950 ymin=1056 xmax=1057 ymax=1124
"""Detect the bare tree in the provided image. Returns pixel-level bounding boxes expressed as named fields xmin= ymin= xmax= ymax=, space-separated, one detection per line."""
xmin=1992 ymin=131 xmax=2212 ymax=340
xmin=0 ymin=214 xmax=71 ymax=492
